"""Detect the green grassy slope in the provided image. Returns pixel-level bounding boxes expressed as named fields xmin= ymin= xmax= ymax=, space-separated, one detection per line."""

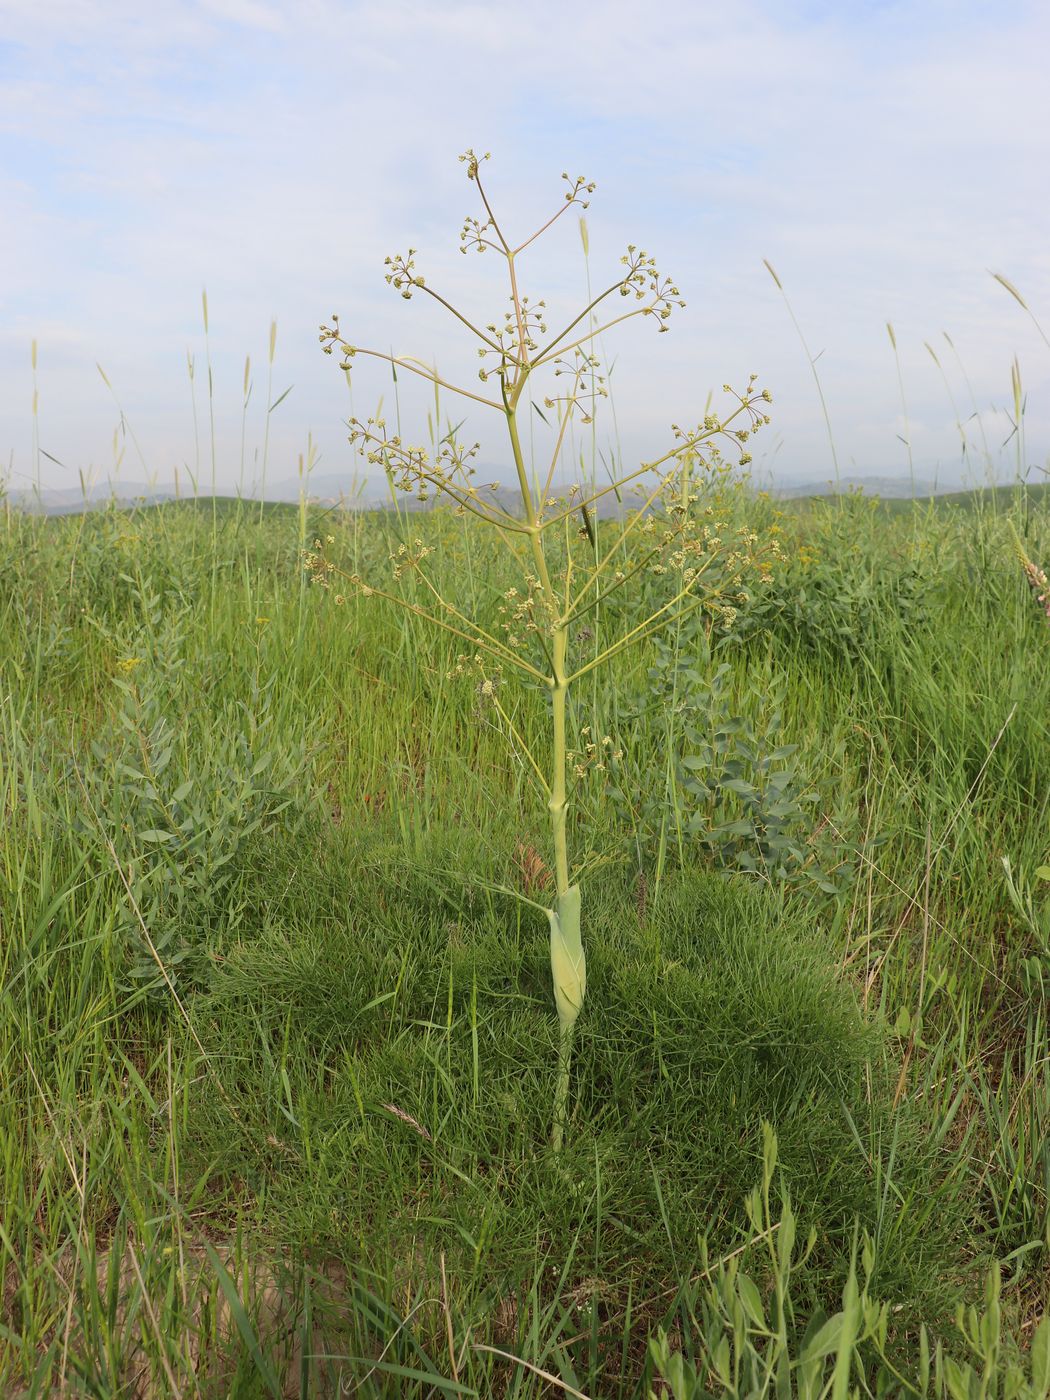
xmin=1 ymin=487 xmax=1048 ymax=1395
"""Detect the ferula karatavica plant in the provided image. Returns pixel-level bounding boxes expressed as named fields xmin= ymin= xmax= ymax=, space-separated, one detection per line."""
xmin=308 ymin=150 xmax=783 ymax=1150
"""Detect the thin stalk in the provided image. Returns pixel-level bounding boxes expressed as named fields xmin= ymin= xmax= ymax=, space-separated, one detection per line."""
xmin=326 ymin=563 xmax=548 ymax=681
xmin=350 ymin=346 xmax=502 ymax=411
xmin=31 ymin=339 xmax=40 ymax=499
xmin=239 ymin=355 xmax=251 ymax=495
xmin=924 ymin=341 xmax=969 ymax=474
xmin=763 ymin=259 xmax=840 ymax=489
xmin=580 ymin=216 xmax=601 ymax=719
xmin=540 ymin=398 xmax=753 ymax=534
xmin=407 ymin=558 xmax=536 ymax=667
xmin=569 ymin=585 xmax=717 ymax=685
xmin=886 ymin=322 xmax=915 ymax=495
xmin=187 ymin=349 xmax=200 ymax=493
xmin=489 ymin=692 xmax=550 ymax=798
xmin=991 ymin=271 xmax=1050 ymax=355
xmin=536 ymin=279 xmax=630 ymax=363
xmin=943 ymin=332 xmax=993 ymax=484
xmin=202 ymin=289 xmax=217 ymax=542
xmin=533 ymin=305 xmax=663 ymax=368
xmin=259 ymin=319 xmax=277 ymax=527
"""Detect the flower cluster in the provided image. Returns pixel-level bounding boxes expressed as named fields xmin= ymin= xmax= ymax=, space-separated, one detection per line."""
xmin=460 ymin=211 xmax=497 ymax=256
xmin=302 ymin=536 xmax=337 ymax=589
xmin=383 ymin=249 xmax=424 ymax=300
xmin=447 ymin=650 xmax=499 ymax=684
xmin=618 ymin=245 xmax=685 ymax=332
xmin=670 ymin=377 xmax=772 ymax=467
xmin=457 ymin=156 xmax=593 ymax=255
xmin=477 ymin=295 xmax=548 ymax=376
xmin=346 ymin=416 xmax=488 ymax=508
xmin=446 ymin=651 xmax=504 ymax=714
xmin=497 ymin=575 xmax=558 ymax=646
xmin=1022 ymin=555 xmax=1050 ymax=622
xmin=540 ymin=349 xmax=608 ymax=425
xmin=318 ymin=311 xmax=349 ymax=359
xmin=389 ymin=538 xmax=434 ymax=582
xmin=568 ymin=728 xmax=623 ymax=780
xmin=458 ymin=148 xmax=492 ymax=181
xmin=1010 ymin=527 xmax=1050 ymax=626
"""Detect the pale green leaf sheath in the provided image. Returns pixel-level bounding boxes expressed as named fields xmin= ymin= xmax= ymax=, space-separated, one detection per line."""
xmin=547 ymin=884 xmax=585 ymax=1152
xmin=547 ymin=885 xmax=585 ymax=1034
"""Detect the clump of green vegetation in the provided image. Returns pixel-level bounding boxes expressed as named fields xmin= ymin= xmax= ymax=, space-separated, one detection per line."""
xmin=648 ymin=1127 xmax=1050 ymax=1400
xmin=1 ymin=485 xmax=1046 ymax=1394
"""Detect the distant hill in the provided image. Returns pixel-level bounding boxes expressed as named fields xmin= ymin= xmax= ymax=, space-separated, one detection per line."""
xmin=775 ymin=475 xmax=949 ymax=500
xmin=10 ymin=470 xmax=1046 ymax=518
xmin=8 ymin=482 xmax=178 ymax=515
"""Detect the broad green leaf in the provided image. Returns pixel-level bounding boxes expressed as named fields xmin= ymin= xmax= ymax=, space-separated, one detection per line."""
xmin=802 ymin=1311 xmax=843 ymax=1359
xmin=722 ymin=777 xmax=757 ymax=796
xmin=737 ymin=1272 xmax=766 ymax=1328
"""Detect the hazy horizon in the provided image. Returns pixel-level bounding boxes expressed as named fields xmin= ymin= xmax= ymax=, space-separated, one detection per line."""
xmin=3 ymin=0 xmax=1049 ymax=499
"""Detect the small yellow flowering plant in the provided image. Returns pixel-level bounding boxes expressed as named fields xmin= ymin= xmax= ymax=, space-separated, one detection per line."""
xmin=308 ymin=151 xmax=782 ymax=1149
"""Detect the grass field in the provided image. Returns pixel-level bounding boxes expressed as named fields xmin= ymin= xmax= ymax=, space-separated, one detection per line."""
xmin=1 ymin=478 xmax=1049 ymax=1396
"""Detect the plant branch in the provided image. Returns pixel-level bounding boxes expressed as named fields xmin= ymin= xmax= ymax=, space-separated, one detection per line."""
xmin=340 ymin=345 xmax=503 ymax=411
xmin=406 ymin=558 xmax=527 ymax=666
xmin=489 ymin=692 xmax=551 ymax=797
xmin=326 ymin=565 xmax=549 ymax=681
xmin=415 ymin=284 xmax=503 ymax=351
xmin=535 ymin=281 xmax=624 ymax=362
xmin=540 ymin=402 xmax=753 ymax=532
xmin=533 ymin=305 xmax=661 ymax=368
xmin=540 ymin=373 xmax=587 ymax=508
xmin=473 ymin=168 xmax=511 ymax=255
xmin=507 ymin=256 xmax=530 ymax=377
xmin=567 ymin=577 xmax=720 ymax=684
xmin=566 ymin=466 xmax=678 ymax=617
xmin=564 ymin=544 xmax=662 ymax=623
xmin=512 ymin=196 xmax=580 ymax=256
xmin=411 ymin=472 xmax=533 ymax=536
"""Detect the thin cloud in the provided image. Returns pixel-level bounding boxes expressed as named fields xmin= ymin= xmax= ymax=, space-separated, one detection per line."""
xmin=2 ymin=0 xmax=1047 ymax=492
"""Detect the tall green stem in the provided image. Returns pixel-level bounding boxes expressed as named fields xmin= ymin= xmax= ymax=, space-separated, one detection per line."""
xmin=549 ymin=628 xmax=570 ymax=896
xmin=505 ymin=396 xmax=569 ymax=890
xmin=506 ymin=387 xmax=583 ymax=1151
xmin=549 ymin=625 xmax=577 ymax=1153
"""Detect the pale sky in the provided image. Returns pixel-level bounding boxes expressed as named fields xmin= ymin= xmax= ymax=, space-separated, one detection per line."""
xmin=2 ymin=0 xmax=1049 ymax=498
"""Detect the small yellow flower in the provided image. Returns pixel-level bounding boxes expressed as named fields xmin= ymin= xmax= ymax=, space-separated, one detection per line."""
xmin=255 ymin=615 xmax=270 ymax=625
xmin=116 ymin=657 xmax=142 ymax=674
